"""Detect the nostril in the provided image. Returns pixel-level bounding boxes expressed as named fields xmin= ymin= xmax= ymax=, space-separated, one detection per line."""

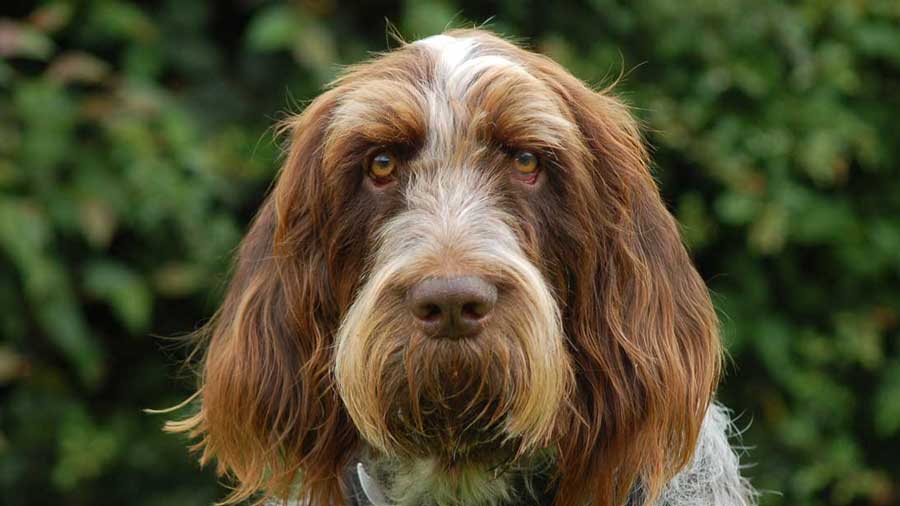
xmin=421 ymin=303 xmax=442 ymax=321
xmin=411 ymin=300 xmax=442 ymax=321
xmin=461 ymin=301 xmax=488 ymax=320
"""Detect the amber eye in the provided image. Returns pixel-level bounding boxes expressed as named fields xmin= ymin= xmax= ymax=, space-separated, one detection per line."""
xmin=368 ymin=150 xmax=397 ymax=179
xmin=513 ymin=150 xmax=539 ymax=174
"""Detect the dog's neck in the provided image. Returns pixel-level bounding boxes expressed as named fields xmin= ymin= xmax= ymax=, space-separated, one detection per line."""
xmin=268 ymin=405 xmax=754 ymax=505
xmin=352 ymin=450 xmax=556 ymax=506
xmin=344 ymin=404 xmax=755 ymax=506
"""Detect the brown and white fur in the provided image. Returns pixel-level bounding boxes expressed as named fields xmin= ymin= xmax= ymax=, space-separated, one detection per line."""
xmin=167 ymin=29 xmax=755 ymax=506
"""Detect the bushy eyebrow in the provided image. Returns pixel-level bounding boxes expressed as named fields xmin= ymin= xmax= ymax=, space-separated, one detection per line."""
xmin=323 ymin=80 xmax=428 ymax=168
xmin=464 ymin=66 xmax=577 ymax=151
xmin=324 ymin=39 xmax=579 ymax=171
xmin=332 ymin=81 xmax=426 ymax=141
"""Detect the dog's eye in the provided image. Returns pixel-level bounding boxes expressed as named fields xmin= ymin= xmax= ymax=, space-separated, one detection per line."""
xmin=368 ymin=150 xmax=397 ymax=181
xmin=512 ymin=150 xmax=540 ymax=182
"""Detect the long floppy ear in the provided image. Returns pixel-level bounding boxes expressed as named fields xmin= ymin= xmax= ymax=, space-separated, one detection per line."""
xmin=167 ymin=90 xmax=358 ymax=505
xmin=540 ymin=68 xmax=722 ymax=506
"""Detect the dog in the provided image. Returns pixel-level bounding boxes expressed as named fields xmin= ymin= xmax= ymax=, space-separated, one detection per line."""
xmin=167 ymin=29 xmax=755 ymax=506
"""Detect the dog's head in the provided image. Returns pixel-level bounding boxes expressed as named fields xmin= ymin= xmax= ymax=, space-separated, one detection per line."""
xmin=170 ymin=30 xmax=721 ymax=506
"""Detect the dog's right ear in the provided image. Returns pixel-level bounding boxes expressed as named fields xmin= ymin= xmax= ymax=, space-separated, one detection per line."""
xmin=166 ymin=89 xmax=358 ymax=506
xmin=529 ymin=61 xmax=723 ymax=506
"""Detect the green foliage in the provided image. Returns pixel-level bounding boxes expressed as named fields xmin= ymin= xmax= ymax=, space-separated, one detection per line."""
xmin=1 ymin=1 xmax=897 ymax=505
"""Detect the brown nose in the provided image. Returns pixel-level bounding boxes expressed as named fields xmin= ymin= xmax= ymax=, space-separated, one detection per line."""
xmin=408 ymin=276 xmax=497 ymax=338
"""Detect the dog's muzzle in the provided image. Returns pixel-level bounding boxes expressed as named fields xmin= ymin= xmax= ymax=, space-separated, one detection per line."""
xmin=333 ymin=169 xmax=571 ymax=461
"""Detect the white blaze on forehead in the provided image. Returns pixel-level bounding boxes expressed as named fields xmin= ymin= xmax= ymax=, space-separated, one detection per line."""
xmin=416 ymin=35 xmax=479 ymax=77
xmin=414 ymin=34 xmax=531 ymax=153
xmin=414 ymin=34 xmax=525 ymax=99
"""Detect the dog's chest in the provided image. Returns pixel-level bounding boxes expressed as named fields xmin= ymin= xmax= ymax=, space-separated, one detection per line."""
xmin=346 ymin=461 xmax=556 ymax=506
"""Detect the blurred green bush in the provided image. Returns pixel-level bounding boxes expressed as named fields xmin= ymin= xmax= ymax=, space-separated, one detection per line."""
xmin=1 ymin=1 xmax=897 ymax=505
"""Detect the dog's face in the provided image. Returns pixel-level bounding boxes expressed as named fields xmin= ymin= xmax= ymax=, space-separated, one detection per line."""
xmin=333 ymin=33 xmax=580 ymax=465
xmin=171 ymin=30 xmax=722 ymax=506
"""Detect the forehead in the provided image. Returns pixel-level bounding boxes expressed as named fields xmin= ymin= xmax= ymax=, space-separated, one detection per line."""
xmin=326 ymin=32 xmax=576 ymax=156
xmin=414 ymin=34 xmax=525 ymax=99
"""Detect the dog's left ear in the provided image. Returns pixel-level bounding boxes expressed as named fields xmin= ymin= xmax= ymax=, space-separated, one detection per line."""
xmin=534 ymin=61 xmax=723 ymax=506
xmin=165 ymin=89 xmax=358 ymax=506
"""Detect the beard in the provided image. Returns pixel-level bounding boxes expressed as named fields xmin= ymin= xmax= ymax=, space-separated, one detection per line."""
xmin=377 ymin=332 xmax=529 ymax=466
xmin=335 ymin=268 xmax=571 ymax=469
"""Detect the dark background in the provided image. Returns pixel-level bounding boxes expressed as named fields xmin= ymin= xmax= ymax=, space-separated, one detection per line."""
xmin=1 ymin=1 xmax=898 ymax=505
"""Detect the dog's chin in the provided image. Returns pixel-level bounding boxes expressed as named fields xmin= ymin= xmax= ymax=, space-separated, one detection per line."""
xmin=368 ymin=335 xmax=530 ymax=467
xmin=384 ymin=405 xmax=521 ymax=468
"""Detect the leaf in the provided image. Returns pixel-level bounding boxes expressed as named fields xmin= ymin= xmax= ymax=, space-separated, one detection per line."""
xmin=748 ymin=203 xmax=788 ymax=253
xmin=87 ymin=1 xmax=157 ymax=42
xmin=29 ymin=3 xmax=74 ymax=33
xmin=677 ymin=192 xmax=715 ymax=248
xmin=0 ymin=346 xmax=28 ymax=385
xmin=77 ymin=198 xmax=118 ymax=249
xmin=0 ymin=199 xmax=106 ymax=386
xmin=798 ymin=129 xmax=844 ymax=185
xmin=0 ymin=59 xmax=13 ymax=85
xmin=151 ymin=263 xmax=205 ymax=298
xmin=35 ymin=292 xmax=106 ymax=386
xmin=83 ymin=261 xmax=153 ymax=334
xmin=402 ymin=0 xmax=461 ymax=38
xmin=0 ymin=20 xmax=55 ymax=60
xmin=47 ymin=51 xmax=111 ymax=84
xmin=14 ymin=80 xmax=77 ymax=172
xmin=52 ymin=407 xmax=119 ymax=490
xmin=291 ymin=19 xmax=338 ymax=77
xmin=714 ymin=191 xmax=760 ymax=225
xmin=245 ymin=5 xmax=300 ymax=52
xmin=874 ymin=362 xmax=900 ymax=437
xmin=834 ymin=311 xmax=883 ymax=369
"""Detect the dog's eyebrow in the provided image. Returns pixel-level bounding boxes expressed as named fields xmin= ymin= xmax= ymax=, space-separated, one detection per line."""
xmin=466 ymin=72 xmax=576 ymax=151
xmin=327 ymin=80 xmax=428 ymax=148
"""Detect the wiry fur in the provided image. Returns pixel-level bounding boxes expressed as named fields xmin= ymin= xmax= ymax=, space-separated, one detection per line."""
xmin=275 ymin=405 xmax=755 ymax=506
xmin=364 ymin=457 xmax=523 ymax=506
xmin=656 ymin=404 xmax=757 ymax=506
xmin=335 ymin=166 xmax=571 ymax=461
xmin=167 ymin=29 xmax=754 ymax=506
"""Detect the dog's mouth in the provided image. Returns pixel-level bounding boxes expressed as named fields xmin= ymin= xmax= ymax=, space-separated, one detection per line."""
xmin=387 ymin=399 xmax=518 ymax=466
xmin=374 ymin=334 xmax=525 ymax=464
xmin=335 ymin=267 xmax=570 ymax=467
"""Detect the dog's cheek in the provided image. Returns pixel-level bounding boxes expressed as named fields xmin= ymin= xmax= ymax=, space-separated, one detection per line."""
xmin=500 ymin=173 xmax=570 ymax=306
xmin=328 ymin=183 xmax=404 ymax=313
xmin=334 ymin=285 xmax=413 ymax=452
